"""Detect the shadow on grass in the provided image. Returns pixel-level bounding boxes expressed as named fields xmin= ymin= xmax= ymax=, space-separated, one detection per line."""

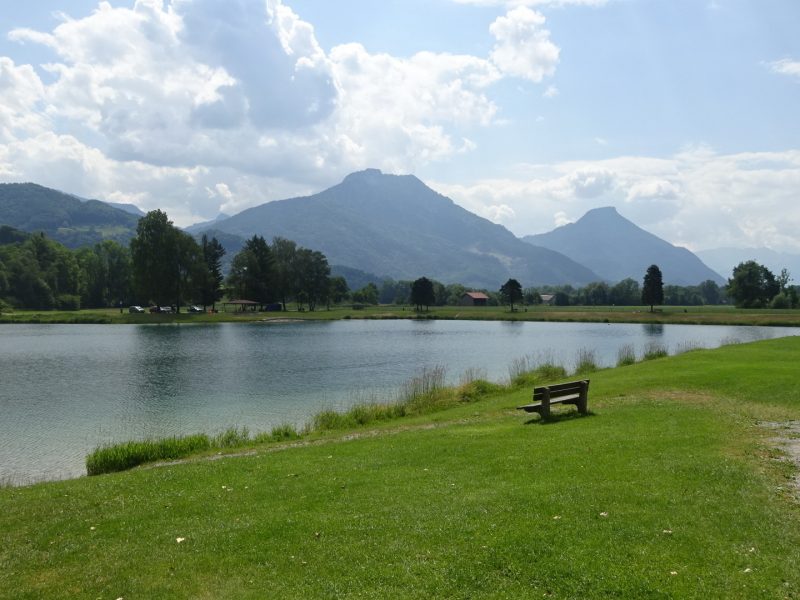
xmin=524 ymin=410 xmax=598 ymax=426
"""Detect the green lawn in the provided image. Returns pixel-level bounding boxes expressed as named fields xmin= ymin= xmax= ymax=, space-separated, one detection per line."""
xmin=2 ymin=339 xmax=800 ymax=598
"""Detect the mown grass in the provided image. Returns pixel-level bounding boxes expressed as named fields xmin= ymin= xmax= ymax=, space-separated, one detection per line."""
xmin=3 ymin=338 xmax=800 ymax=598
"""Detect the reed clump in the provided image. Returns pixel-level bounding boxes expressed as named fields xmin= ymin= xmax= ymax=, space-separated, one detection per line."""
xmin=616 ymin=344 xmax=637 ymax=367
xmin=643 ymin=342 xmax=669 ymax=361
xmin=86 ymin=434 xmax=212 ymax=475
xmin=574 ymin=348 xmax=598 ymax=375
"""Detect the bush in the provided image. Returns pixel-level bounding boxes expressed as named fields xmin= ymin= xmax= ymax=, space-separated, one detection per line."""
xmin=771 ymin=293 xmax=791 ymax=309
xmin=55 ymin=294 xmax=81 ymax=311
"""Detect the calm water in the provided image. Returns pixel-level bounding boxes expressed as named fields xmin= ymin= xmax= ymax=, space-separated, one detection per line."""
xmin=1 ymin=320 xmax=797 ymax=483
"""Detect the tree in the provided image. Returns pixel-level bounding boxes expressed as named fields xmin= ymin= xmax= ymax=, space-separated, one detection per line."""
xmin=582 ymin=281 xmax=609 ymax=306
xmin=271 ymin=237 xmax=297 ymax=311
xmin=609 ymin=278 xmax=640 ymax=306
xmin=410 ymin=277 xmax=435 ymax=311
xmin=328 ymin=276 xmax=349 ymax=308
xmin=499 ymin=278 xmax=523 ymax=311
xmin=641 ymin=264 xmax=664 ymax=312
xmin=697 ymin=279 xmax=722 ymax=305
xmin=197 ymin=234 xmax=226 ymax=310
xmin=777 ymin=268 xmax=792 ymax=293
xmin=131 ymin=210 xmax=201 ymax=311
xmin=292 ymin=248 xmax=330 ymax=311
xmin=227 ymin=235 xmax=275 ymax=304
xmin=726 ymin=261 xmax=780 ymax=308
xmin=352 ymin=283 xmax=379 ymax=305
xmin=77 ymin=240 xmax=132 ymax=308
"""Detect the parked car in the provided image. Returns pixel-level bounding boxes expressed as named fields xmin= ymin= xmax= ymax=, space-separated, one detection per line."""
xmin=149 ymin=305 xmax=173 ymax=313
xmin=187 ymin=305 xmax=204 ymax=313
xmin=129 ymin=306 xmax=145 ymax=313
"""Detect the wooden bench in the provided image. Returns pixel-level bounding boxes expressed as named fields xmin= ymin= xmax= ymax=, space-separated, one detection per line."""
xmin=516 ymin=380 xmax=590 ymax=419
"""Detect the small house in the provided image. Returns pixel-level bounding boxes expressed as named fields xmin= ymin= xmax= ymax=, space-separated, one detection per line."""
xmin=460 ymin=292 xmax=489 ymax=307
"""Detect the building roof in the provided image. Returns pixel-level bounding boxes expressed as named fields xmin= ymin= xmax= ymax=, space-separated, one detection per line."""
xmin=464 ymin=292 xmax=489 ymax=300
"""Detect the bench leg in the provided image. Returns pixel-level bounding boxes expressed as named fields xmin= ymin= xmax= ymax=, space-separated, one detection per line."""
xmin=576 ymin=380 xmax=589 ymax=415
xmin=540 ymin=388 xmax=551 ymax=420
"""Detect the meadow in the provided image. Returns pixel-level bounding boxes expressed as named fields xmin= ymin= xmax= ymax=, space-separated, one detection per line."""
xmin=2 ymin=337 xmax=800 ymax=598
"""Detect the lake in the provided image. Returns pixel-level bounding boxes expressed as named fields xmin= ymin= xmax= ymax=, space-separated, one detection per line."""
xmin=1 ymin=320 xmax=797 ymax=483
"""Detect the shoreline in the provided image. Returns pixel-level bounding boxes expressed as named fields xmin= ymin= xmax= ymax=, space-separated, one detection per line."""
xmin=3 ymin=304 xmax=800 ymax=327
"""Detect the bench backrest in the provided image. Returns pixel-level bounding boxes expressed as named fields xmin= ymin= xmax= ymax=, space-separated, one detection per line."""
xmin=532 ymin=380 xmax=589 ymax=401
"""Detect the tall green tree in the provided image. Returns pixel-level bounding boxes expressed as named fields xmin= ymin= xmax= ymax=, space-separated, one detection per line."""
xmin=227 ymin=235 xmax=275 ymax=304
xmin=410 ymin=276 xmax=435 ymax=311
xmin=78 ymin=240 xmax=132 ymax=308
xmin=726 ymin=261 xmax=780 ymax=308
xmin=271 ymin=237 xmax=298 ymax=311
xmin=293 ymin=248 xmax=330 ymax=311
xmin=641 ymin=265 xmax=664 ymax=312
xmin=499 ymin=278 xmax=523 ymax=311
xmin=131 ymin=210 xmax=200 ymax=311
xmin=198 ymin=234 xmax=226 ymax=310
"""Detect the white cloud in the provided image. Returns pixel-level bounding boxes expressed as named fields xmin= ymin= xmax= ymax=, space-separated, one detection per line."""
xmin=769 ymin=58 xmax=800 ymax=78
xmin=0 ymin=57 xmax=48 ymax=141
xmin=543 ymin=84 xmax=559 ymax=98
xmin=432 ymin=148 xmax=800 ymax=252
xmin=489 ymin=7 xmax=559 ymax=82
xmin=2 ymin=0 xmax=563 ymax=224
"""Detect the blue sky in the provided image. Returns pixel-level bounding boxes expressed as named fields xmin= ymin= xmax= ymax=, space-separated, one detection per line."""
xmin=1 ymin=0 xmax=799 ymax=253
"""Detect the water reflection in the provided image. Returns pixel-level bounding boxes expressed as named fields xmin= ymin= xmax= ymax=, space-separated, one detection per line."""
xmin=643 ymin=323 xmax=665 ymax=336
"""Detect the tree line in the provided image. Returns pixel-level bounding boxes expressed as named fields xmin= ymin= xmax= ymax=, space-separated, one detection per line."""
xmin=0 ymin=211 xmax=346 ymax=312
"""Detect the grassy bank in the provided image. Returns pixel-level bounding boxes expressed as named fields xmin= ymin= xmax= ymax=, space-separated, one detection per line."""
xmin=2 ymin=338 xmax=800 ymax=598
xmin=3 ymin=303 xmax=800 ymax=326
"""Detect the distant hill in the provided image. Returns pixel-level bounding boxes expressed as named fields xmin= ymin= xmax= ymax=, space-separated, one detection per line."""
xmin=0 ymin=183 xmax=140 ymax=248
xmin=201 ymin=169 xmax=600 ymax=288
xmin=523 ymin=207 xmax=724 ymax=286
xmin=696 ymin=247 xmax=800 ymax=281
xmin=102 ymin=201 xmax=146 ymax=217
xmin=185 ymin=213 xmax=231 ymax=234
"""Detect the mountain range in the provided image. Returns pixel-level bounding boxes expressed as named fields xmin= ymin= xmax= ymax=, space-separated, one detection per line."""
xmin=1 ymin=172 xmax=744 ymax=289
xmin=523 ymin=207 xmax=724 ymax=286
xmin=200 ymin=169 xmax=600 ymax=288
xmin=0 ymin=183 xmax=140 ymax=248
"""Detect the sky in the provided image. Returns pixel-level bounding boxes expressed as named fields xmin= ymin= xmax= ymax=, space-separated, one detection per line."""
xmin=1 ymin=0 xmax=799 ymax=252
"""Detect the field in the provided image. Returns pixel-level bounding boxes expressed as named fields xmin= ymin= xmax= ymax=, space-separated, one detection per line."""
xmin=2 ymin=337 xmax=800 ymax=598
xmin=4 ymin=303 xmax=800 ymax=326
